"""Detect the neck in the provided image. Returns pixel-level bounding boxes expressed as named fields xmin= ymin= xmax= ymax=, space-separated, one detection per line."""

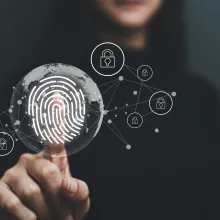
xmin=99 ymin=28 xmax=148 ymax=50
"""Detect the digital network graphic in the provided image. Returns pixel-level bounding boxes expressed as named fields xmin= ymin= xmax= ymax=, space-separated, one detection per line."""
xmin=91 ymin=42 xmax=176 ymax=150
xmin=0 ymin=42 xmax=176 ymax=156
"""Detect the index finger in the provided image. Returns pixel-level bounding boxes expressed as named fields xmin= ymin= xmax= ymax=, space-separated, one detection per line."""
xmin=42 ymin=92 xmax=69 ymax=174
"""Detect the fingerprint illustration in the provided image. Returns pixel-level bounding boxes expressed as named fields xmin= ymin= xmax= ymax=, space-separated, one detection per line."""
xmin=28 ymin=76 xmax=86 ymax=144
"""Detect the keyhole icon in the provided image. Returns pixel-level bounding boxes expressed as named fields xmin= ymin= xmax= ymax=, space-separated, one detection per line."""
xmin=104 ymin=58 xmax=111 ymax=67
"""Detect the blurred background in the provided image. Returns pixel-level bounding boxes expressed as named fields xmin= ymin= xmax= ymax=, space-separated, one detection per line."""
xmin=0 ymin=0 xmax=219 ymax=88
xmin=185 ymin=0 xmax=220 ymax=89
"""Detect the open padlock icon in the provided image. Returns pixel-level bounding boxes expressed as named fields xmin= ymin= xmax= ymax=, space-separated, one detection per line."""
xmin=132 ymin=117 xmax=139 ymax=125
xmin=100 ymin=49 xmax=115 ymax=68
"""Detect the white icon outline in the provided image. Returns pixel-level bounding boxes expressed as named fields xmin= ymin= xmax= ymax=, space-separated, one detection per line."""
xmin=0 ymin=132 xmax=14 ymax=157
xmin=127 ymin=112 xmax=143 ymax=128
xmin=137 ymin=65 xmax=153 ymax=81
xmin=149 ymin=91 xmax=173 ymax=116
xmin=100 ymin=49 xmax=116 ymax=68
xmin=0 ymin=138 xmax=7 ymax=150
xmin=91 ymin=42 xmax=125 ymax=77
xmin=156 ymin=97 xmax=166 ymax=110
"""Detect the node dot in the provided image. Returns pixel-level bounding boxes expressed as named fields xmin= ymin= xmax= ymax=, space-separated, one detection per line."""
xmin=108 ymin=119 xmax=112 ymax=124
xmin=119 ymin=76 xmax=124 ymax=81
xmin=171 ymin=92 xmax=177 ymax=97
xmin=155 ymin=128 xmax=160 ymax=133
xmin=126 ymin=145 xmax=132 ymax=150
xmin=17 ymin=100 xmax=22 ymax=105
xmin=133 ymin=91 xmax=138 ymax=95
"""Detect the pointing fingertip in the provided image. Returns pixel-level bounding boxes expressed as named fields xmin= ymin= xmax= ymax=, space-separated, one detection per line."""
xmin=66 ymin=177 xmax=78 ymax=194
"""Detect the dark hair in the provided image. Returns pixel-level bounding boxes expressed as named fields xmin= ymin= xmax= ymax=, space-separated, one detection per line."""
xmin=48 ymin=0 xmax=185 ymax=71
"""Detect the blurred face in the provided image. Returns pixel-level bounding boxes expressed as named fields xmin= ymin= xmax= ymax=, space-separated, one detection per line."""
xmin=95 ymin=0 xmax=162 ymax=28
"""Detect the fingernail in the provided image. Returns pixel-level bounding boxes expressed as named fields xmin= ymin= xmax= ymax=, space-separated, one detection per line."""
xmin=67 ymin=177 xmax=78 ymax=194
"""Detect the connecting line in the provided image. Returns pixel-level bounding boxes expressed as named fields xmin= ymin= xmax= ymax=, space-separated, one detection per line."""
xmin=102 ymin=118 xmax=128 ymax=145
xmin=142 ymin=112 xmax=152 ymax=117
xmin=105 ymin=115 xmax=127 ymax=144
xmin=13 ymin=87 xmax=23 ymax=97
xmin=125 ymin=65 xmax=154 ymax=94
xmin=124 ymin=79 xmax=141 ymax=86
xmin=87 ymin=103 xmax=128 ymax=146
xmin=15 ymin=114 xmax=27 ymax=133
xmin=98 ymin=79 xmax=118 ymax=88
xmin=17 ymin=105 xmax=20 ymax=118
xmin=108 ymin=99 xmax=150 ymax=112
xmin=0 ymin=109 xmax=16 ymax=123
xmin=124 ymin=64 xmax=137 ymax=71
xmin=0 ymin=120 xmax=4 ymax=131
xmin=101 ymin=81 xmax=119 ymax=95
xmin=6 ymin=127 xmax=17 ymax=139
xmin=17 ymin=130 xmax=39 ymax=142
xmin=16 ymin=133 xmax=39 ymax=141
xmin=135 ymin=82 xmax=143 ymax=112
xmin=106 ymin=81 xmax=120 ymax=109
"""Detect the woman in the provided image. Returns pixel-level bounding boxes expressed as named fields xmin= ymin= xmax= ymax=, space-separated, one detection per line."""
xmin=0 ymin=0 xmax=220 ymax=219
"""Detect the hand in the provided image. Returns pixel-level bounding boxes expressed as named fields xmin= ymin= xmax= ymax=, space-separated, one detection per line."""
xmin=0 ymin=149 xmax=90 ymax=220
xmin=0 ymin=97 xmax=90 ymax=220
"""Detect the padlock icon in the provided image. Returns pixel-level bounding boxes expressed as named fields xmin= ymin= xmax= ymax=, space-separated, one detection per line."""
xmin=156 ymin=97 xmax=166 ymax=110
xmin=142 ymin=69 xmax=148 ymax=77
xmin=132 ymin=117 xmax=139 ymax=125
xmin=100 ymin=49 xmax=115 ymax=68
xmin=0 ymin=138 xmax=7 ymax=150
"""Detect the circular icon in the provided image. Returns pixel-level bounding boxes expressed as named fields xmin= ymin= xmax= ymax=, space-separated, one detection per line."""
xmin=91 ymin=42 xmax=125 ymax=77
xmin=137 ymin=65 xmax=153 ymax=81
xmin=127 ymin=112 xmax=143 ymax=128
xmin=0 ymin=132 xmax=14 ymax=156
xmin=149 ymin=91 xmax=173 ymax=115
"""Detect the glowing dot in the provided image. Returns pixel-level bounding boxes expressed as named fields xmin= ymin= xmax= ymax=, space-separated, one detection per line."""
xmin=133 ymin=91 xmax=138 ymax=95
xmin=115 ymin=107 xmax=117 ymax=109
xmin=103 ymin=110 xmax=108 ymax=115
xmin=14 ymin=120 xmax=20 ymax=126
xmin=115 ymin=115 xmax=117 ymax=117
xmin=108 ymin=119 xmax=112 ymax=124
xmin=126 ymin=104 xmax=128 ymax=106
xmin=172 ymin=92 xmax=177 ymax=97
xmin=13 ymin=87 xmax=15 ymax=89
xmin=155 ymin=128 xmax=159 ymax=133
xmin=15 ymin=129 xmax=18 ymax=132
xmin=126 ymin=145 xmax=131 ymax=150
xmin=5 ymin=124 xmax=8 ymax=127
xmin=8 ymin=109 xmax=12 ymax=113
xmin=125 ymin=112 xmax=128 ymax=114
xmin=17 ymin=100 xmax=22 ymax=105
xmin=119 ymin=76 xmax=124 ymax=81
xmin=16 ymin=139 xmax=18 ymax=142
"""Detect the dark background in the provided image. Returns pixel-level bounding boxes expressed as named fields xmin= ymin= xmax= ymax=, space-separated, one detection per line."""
xmin=185 ymin=0 xmax=220 ymax=88
xmin=0 ymin=0 xmax=219 ymax=89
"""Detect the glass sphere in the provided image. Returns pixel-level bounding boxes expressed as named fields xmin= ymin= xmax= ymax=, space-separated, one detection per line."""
xmin=10 ymin=64 xmax=104 ymax=156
